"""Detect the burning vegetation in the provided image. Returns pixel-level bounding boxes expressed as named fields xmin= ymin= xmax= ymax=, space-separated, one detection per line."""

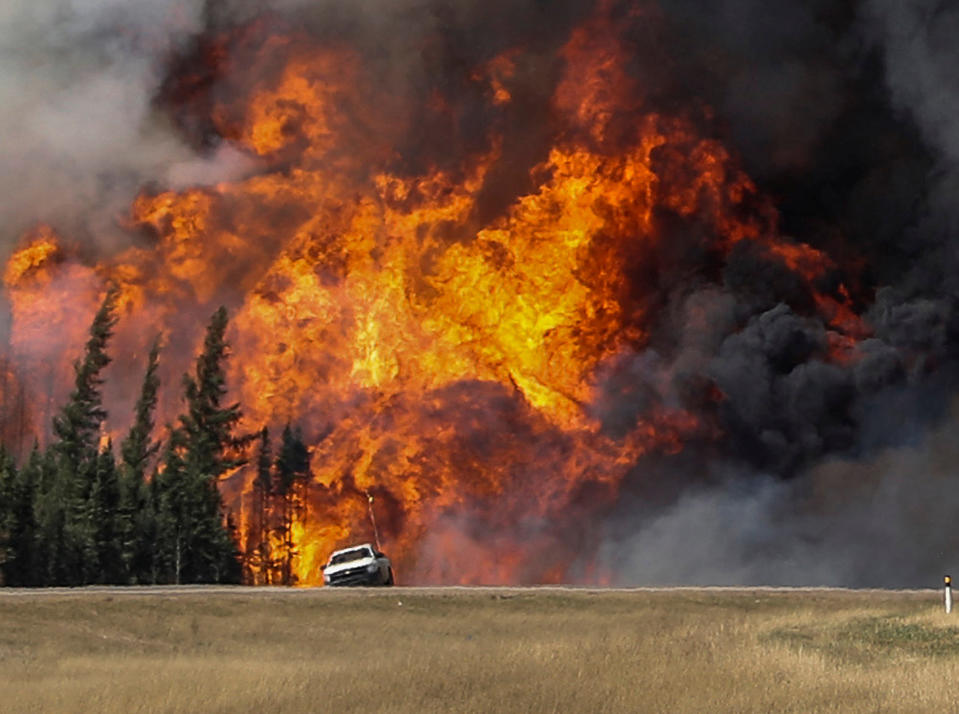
xmin=1 ymin=0 xmax=956 ymax=587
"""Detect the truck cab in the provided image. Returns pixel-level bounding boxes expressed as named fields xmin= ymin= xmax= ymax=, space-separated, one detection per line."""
xmin=321 ymin=543 xmax=394 ymax=586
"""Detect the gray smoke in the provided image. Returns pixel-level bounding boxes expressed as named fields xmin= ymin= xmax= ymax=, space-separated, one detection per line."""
xmin=0 ymin=0 xmax=252 ymax=262
xmin=865 ymin=0 xmax=959 ymax=164
xmin=601 ymin=399 xmax=959 ymax=587
xmin=861 ymin=0 xmax=959 ymax=365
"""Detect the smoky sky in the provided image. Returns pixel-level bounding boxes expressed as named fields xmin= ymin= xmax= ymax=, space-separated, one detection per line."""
xmin=4 ymin=0 xmax=959 ymax=586
xmin=0 ymin=1 xmax=225 ymax=254
xmin=599 ymin=397 xmax=959 ymax=588
xmin=594 ymin=0 xmax=959 ymax=586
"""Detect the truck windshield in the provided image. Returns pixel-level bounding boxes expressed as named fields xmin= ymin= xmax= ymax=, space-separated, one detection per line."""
xmin=329 ymin=548 xmax=373 ymax=565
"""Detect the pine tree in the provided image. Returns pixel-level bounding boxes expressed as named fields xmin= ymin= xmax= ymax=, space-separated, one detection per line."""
xmin=274 ymin=423 xmax=310 ymax=586
xmin=129 ymin=471 xmax=159 ymax=584
xmin=86 ymin=442 xmax=122 ymax=583
xmin=119 ymin=338 xmax=162 ymax=583
xmin=52 ymin=287 xmax=118 ymax=472
xmin=0 ymin=446 xmax=16 ymax=584
xmin=33 ymin=446 xmax=68 ymax=586
xmin=120 ymin=337 xmax=161 ymax=483
xmin=154 ymin=307 xmax=247 ymax=584
xmin=48 ymin=287 xmax=119 ymax=584
xmin=3 ymin=444 xmax=42 ymax=586
xmin=245 ymin=427 xmax=274 ymax=584
xmin=118 ymin=472 xmax=155 ymax=584
xmin=154 ymin=431 xmax=188 ymax=584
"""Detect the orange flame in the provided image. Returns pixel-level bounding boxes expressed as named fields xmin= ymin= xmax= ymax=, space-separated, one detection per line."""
xmin=0 ymin=4 xmax=868 ymax=584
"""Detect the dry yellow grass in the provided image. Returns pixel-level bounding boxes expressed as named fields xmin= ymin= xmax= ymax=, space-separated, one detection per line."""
xmin=1 ymin=587 xmax=958 ymax=713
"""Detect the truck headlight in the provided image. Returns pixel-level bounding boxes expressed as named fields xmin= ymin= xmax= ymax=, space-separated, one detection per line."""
xmin=367 ymin=563 xmax=378 ymax=573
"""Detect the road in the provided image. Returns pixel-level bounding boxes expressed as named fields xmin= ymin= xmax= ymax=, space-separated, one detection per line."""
xmin=0 ymin=584 xmax=936 ymax=596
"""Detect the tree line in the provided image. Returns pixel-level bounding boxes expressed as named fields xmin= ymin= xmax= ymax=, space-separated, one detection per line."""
xmin=0 ymin=289 xmax=311 ymax=586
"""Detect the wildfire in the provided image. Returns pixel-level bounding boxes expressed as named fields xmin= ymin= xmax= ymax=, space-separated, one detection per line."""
xmin=0 ymin=2 xmax=868 ymax=585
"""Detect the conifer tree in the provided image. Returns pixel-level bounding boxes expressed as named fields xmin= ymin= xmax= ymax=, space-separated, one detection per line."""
xmin=136 ymin=472 xmax=161 ymax=584
xmin=48 ymin=287 xmax=119 ymax=584
xmin=120 ymin=470 xmax=158 ymax=584
xmin=120 ymin=468 xmax=160 ymax=584
xmin=154 ymin=430 xmax=188 ymax=583
xmin=89 ymin=442 xmax=122 ymax=583
xmin=3 ymin=444 xmax=42 ymax=586
xmin=119 ymin=337 xmax=162 ymax=583
xmin=274 ymin=423 xmax=310 ymax=585
xmin=0 ymin=446 xmax=16 ymax=584
xmin=33 ymin=446 xmax=68 ymax=585
xmin=154 ymin=307 xmax=247 ymax=584
xmin=246 ymin=427 xmax=274 ymax=584
xmin=52 ymin=288 xmax=118 ymax=474
xmin=120 ymin=337 xmax=161 ymax=483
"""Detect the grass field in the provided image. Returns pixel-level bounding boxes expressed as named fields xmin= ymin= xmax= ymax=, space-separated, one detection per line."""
xmin=1 ymin=587 xmax=958 ymax=713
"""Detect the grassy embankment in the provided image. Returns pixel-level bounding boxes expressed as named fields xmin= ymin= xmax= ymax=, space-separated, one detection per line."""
xmin=1 ymin=587 xmax=958 ymax=713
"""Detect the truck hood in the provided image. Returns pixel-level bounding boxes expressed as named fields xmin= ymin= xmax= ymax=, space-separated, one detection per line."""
xmin=324 ymin=556 xmax=376 ymax=577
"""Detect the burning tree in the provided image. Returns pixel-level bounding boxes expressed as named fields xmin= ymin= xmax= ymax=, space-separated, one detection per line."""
xmin=243 ymin=424 xmax=311 ymax=586
xmin=274 ymin=424 xmax=311 ymax=586
xmin=244 ymin=427 xmax=275 ymax=584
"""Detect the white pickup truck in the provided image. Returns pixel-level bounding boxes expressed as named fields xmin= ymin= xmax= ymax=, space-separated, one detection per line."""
xmin=321 ymin=543 xmax=394 ymax=586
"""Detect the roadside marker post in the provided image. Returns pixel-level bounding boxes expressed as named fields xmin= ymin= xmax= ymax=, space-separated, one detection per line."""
xmin=945 ymin=576 xmax=952 ymax=614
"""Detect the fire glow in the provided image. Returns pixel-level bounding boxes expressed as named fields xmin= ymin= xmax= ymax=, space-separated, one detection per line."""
xmin=0 ymin=3 xmax=866 ymax=585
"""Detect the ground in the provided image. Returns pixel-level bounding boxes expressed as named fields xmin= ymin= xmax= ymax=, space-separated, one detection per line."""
xmin=1 ymin=586 xmax=957 ymax=712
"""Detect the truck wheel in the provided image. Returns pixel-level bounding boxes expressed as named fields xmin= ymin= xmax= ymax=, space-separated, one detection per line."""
xmin=385 ymin=568 xmax=394 ymax=586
